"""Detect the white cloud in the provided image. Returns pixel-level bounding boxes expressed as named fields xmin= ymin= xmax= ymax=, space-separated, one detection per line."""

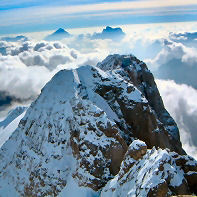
xmin=145 ymin=39 xmax=197 ymax=89
xmin=0 ymin=39 xmax=109 ymax=106
xmin=182 ymin=46 xmax=197 ymax=64
xmin=0 ymin=55 xmax=53 ymax=100
xmin=146 ymin=41 xmax=186 ymax=70
xmin=0 ymin=27 xmax=189 ymax=105
xmin=156 ymin=79 xmax=197 ymax=159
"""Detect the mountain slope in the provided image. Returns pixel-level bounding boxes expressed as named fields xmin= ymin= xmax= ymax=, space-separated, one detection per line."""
xmin=0 ymin=54 xmax=196 ymax=196
xmin=0 ymin=106 xmax=27 ymax=129
xmin=0 ymin=106 xmax=27 ymax=147
xmin=0 ymin=66 xmax=128 ymax=196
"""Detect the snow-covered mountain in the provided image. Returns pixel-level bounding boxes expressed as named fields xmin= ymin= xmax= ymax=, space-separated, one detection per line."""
xmin=0 ymin=106 xmax=27 ymax=148
xmin=0 ymin=54 xmax=196 ymax=196
xmin=0 ymin=106 xmax=27 ymax=129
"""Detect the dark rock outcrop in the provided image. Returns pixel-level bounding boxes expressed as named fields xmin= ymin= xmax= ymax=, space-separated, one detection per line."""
xmin=97 ymin=54 xmax=185 ymax=154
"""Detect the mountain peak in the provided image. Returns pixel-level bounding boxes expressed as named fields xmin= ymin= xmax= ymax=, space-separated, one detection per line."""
xmin=103 ymin=26 xmax=123 ymax=33
xmin=92 ymin=26 xmax=125 ymax=40
xmin=55 ymin=28 xmax=67 ymax=34
xmin=38 ymin=69 xmax=80 ymax=108
xmin=105 ymin=26 xmax=113 ymax=31
xmin=0 ymin=54 xmax=196 ymax=196
xmin=45 ymin=28 xmax=71 ymax=41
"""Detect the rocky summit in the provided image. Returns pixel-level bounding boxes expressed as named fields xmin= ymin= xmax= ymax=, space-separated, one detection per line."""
xmin=0 ymin=54 xmax=196 ymax=196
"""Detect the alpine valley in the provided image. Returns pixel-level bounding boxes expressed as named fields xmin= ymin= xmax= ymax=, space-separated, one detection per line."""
xmin=0 ymin=54 xmax=196 ymax=197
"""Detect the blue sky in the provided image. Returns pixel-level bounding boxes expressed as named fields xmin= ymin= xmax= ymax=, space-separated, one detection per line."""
xmin=0 ymin=0 xmax=197 ymax=34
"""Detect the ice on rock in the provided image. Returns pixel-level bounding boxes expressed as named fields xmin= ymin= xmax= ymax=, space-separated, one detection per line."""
xmin=101 ymin=148 xmax=191 ymax=197
xmin=129 ymin=139 xmax=147 ymax=150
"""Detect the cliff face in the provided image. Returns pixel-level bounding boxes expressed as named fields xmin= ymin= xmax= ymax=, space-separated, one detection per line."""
xmin=97 ymin=54 xmax=183 ymax=153
xmin=0 ymin=54 xmax=196 ymax=196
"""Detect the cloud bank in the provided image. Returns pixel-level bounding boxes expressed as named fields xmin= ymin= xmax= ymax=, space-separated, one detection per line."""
xmin=0 ymin=35 xmax=138 ymax=109
xmin=0 ymin=39 xmax=106 ymax=113
xmin=156 ymin=80 xmax=197 ymax=159
xmin=146 ymin=39 xmax=197 ymax=89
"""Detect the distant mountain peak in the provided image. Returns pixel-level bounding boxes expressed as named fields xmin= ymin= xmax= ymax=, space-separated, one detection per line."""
xmin=105 ymin=26 xmax=114 ymax=31
xmin=55 ymin=28 xmax=68 ymax=34
xmin=45 ymin=28 xmax=71 ymax=41
xmin=103 ymin=26 xmax=122 ymax=32
xmin=92 ymin=26 xmax=125 ymax=40
xmin=1 ymin=35 xmax=28 ymax=42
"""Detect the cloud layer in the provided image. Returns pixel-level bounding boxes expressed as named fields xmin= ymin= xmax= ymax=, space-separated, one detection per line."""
xmin=0 ymin=39 xmax=107 ymax=113
xmin=0 ymin=35 xmax=138 ymax=108
xmin=146 ymin=39 xmax=197 ymax=89
xmin=156 ymin=79 xmax=197 ymax=159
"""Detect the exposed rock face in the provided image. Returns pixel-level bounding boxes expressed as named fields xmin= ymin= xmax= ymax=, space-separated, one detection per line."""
xmin=97 ymin=54 xmax=185 ymax=154
xmin=0 ymin=54 xmax=196 ymax=196
xmin=118 ymin=140 xmax=147 ymax=179
xmin=101 ymin=142 xmax=197 ymax=197
xmin=69 ymin=98 xmax=127 ymax=190
xmin=172 ymin=153 xmax=197 ymax=195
